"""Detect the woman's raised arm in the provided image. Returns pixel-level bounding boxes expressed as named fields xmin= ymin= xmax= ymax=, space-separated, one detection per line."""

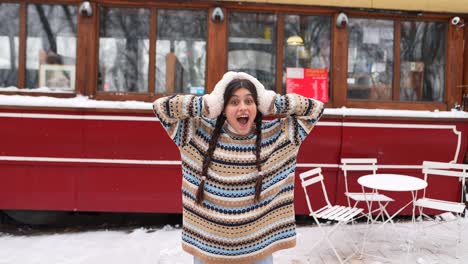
xmin=271 ymin=93 xmax=325 ymax=145
xmin=152 ymin=95 xmax=206 ymax=147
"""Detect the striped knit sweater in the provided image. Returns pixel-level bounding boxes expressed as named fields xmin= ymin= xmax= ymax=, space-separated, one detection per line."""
xmin=153 ymin=93 xmax=324 ymax=264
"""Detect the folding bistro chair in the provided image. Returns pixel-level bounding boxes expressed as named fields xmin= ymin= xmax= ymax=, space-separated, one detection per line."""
xmin=414 ymin=161 xmax=468 ymax=258
xmin=341 ymin=158 xmax=394 ymax=223
xmin=300 ymin=167 xmax=364 ymax=264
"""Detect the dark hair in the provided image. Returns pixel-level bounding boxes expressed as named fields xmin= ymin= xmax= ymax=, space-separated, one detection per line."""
xmin=196 ymin=79 xmax=264 ymax=204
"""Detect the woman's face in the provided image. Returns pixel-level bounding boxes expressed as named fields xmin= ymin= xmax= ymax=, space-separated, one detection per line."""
xmin=224 ymin=87 xmax=257 ymax=136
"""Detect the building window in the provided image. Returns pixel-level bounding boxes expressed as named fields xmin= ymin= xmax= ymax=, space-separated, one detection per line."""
xmin=26 ymin=4 xmax=78 ymax=91
xmin=228 ymin=12 xmax=277 ymax=90
xmin=400 ymin=21 xmax=446 ymax=102
xmin=156 ymin=9 xmax=207 ymax=95
xmin=283 ymin=15 xmax=331 ymax=94
xmin=347 ymin=18 xmax=394 ymax=101
xmin=0 ymin=3 xmax=19 ymax=88
xmin=98 ymin=7 xmax=150 ymax=93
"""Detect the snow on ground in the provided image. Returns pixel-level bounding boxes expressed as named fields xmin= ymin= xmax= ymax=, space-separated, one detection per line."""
xmin=1 ymin=219 xmax=467 ymax=264
xmin=0 ymin=225 xmax=187 ymax=264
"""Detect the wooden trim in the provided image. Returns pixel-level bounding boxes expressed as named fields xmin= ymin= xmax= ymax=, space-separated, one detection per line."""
xmin=17 ymin=2 xmax=27 ymax=89
xmin=464 ymin=18 xmax=468 ymax=86
xmin=393 ymin=19 xmax=400 ymax=100
xmin=220 ymin=0 xmax=468 ymax=14
xmin=446 ymin=21 xmax=465 ymax=110
xmin=275 ymin=13 xmax=284 ymax=93
xmin=83 ymin=1 xmax=99 ymax=98
xmin=75 ymin=15 xmax=85 ymax=95
xmin=91 ymin=1 xmax=100 ymax=98
xmin=463 ymin=17 xmax=468 ymax=111
xmin=331 ymin=12 xmax=348 ymax=107
xmin=75 ymin=1 xmax=98 ymax=96
xmin=147 ymin=7 xmax=157 ymax=95
xmin=206 ymin=7 xmax=227 ymax=93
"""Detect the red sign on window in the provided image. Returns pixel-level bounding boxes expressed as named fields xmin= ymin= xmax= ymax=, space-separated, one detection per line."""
xmin=286 ymin=67 xmax=329 ymax=102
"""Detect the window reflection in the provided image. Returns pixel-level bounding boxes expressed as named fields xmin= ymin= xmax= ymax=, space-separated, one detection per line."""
xmin=0 ymin=3 xmax=19 ymax=88
xmin=228 ymin=12 xmax=277 ymax=90
xmin=156 ymin=9 xmax=207 ymax=95
xmin=99 ymin=7 xmax=150 ymax=93
xmin=26 ymin=4 xmax=77 ymax=91
xmin=347 ymin=19 xmax=394 ymax=100
xmin=283 ymin=15 xmax=331 ymax=93
xmin=400 ymin=21 xmax=446 ymax=102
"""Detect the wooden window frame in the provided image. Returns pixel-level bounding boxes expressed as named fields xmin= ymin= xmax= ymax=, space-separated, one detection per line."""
xmin=1 ymin=1 xmax=465 ymax=111
xmin=341 ymin=11 xmax=463 ymax=111
xmin=5 ymin=1 xmax=79 ymax=99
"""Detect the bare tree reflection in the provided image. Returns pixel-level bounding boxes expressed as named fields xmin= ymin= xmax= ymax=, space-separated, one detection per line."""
xmin=401 ymin=21 xmax=446 ymax=101
xmin=25 ymin=4 xmax=77 ymax=88
xmin=35 ymin=5 xmax=57 ymax=52
xmin=99 ymin=7 xmax=150 ymax=92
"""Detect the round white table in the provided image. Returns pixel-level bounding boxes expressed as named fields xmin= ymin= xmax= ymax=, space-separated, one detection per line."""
xmin=357 ymin=174 xmax=428 ymax=259
xmin=358 ymin=174 xmax=427 ymax=192
xmin=358 ymin=173 xmax=427 ymax=226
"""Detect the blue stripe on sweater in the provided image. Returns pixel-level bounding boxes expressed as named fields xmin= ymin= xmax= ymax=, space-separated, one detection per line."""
xmin=182 ymin=184 xmax=294 ymax=214
xmin=196 ymin=96 xmax=203 ymax=115
xmin=182 ymin=166 xmax=295 ymax=198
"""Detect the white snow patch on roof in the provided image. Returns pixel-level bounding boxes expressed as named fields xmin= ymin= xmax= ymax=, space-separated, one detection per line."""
xmin=0 ymin=88 xmax=467 ymax=119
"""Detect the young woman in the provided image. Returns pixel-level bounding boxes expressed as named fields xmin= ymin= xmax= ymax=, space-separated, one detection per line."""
xmin=153 ymin=72 xmax=324 ymax=264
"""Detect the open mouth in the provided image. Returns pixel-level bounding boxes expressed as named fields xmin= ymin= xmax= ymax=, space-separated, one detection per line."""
xmin=236 ymin=116 xmax=249 ymax=125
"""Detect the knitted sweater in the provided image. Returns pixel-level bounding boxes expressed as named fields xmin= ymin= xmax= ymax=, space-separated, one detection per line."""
xmin=153 ymin=93 xmax=324 ymax=264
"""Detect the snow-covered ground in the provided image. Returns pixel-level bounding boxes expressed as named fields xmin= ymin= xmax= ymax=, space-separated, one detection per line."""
xmin=1 ymin=218 xmax=467 ymax=264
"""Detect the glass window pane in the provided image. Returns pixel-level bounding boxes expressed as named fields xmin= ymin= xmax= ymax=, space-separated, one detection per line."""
xmin=228 ymin=12 xmax=277 ymax=90
xmin=26 ymin=4 xmax=78 ymax=91
xmin=156 ymin=9 xmax=207 ymax=94
xmin=347 ymin=19 xmax=394 ymax=100
xmin=0 ymin=3 xmax=19 ymax=88
xmin=99 ymin=7 xmax=150 ymax=93
xmin=283 ymin=15 xmax=331 ymax=94
xmin=400 ymin=21 xmax=446 ymax=102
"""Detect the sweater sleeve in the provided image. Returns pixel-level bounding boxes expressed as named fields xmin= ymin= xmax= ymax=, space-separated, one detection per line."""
xmin=273 ymin=93 xmax=325 ymax=146
xmin=152 ymin=95 xmax=205 ymax=148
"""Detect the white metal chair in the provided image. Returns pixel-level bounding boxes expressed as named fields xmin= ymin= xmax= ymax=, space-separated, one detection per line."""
xmin=341 ymin=158 xmax=394 ymax=223
xmin=414 ymin=161 xmax=468 ymax=258
xmin=300 ymin=167 xmax=364 ymax=264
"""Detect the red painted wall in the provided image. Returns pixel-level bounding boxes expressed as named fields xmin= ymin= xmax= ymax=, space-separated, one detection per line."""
xmin=0 ymin=109 xmax=467 ymax=216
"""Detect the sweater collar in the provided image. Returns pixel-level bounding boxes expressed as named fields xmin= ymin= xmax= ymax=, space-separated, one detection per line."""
xmin=223 ymin=123 xmax=256 ymax=140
